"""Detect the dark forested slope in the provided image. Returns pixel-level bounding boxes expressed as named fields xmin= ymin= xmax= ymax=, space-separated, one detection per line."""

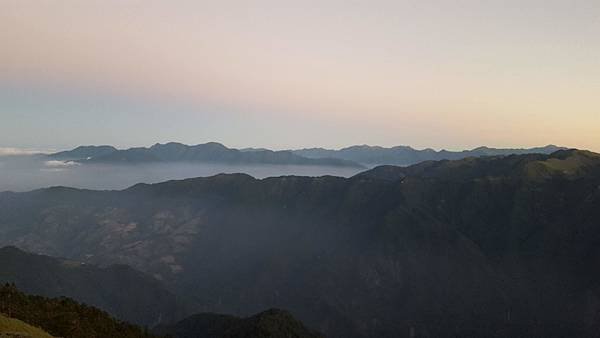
xmin=0 ymin=284 xmax=158 ymax=338
xmin=154 ymin=309 xmax=323 ymax=338
xmin=0 ymin=246 xmax=181 ymax=327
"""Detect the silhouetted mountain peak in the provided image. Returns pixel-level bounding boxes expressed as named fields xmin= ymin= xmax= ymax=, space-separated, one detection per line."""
xmin=49 ymin=145 xmax=117 ymax=160
xmin=352 ymin=165 xmax=407 ymax=181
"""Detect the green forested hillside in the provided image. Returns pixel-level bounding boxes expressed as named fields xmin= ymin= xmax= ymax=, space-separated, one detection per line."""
xmin=0 ymin=284 xmax=157 ymax=338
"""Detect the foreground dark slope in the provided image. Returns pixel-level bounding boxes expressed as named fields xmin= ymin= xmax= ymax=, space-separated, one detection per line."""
xmin=0 ymin=283 xmax=320 ymax=338
xmin=0 ymin=246 xmax=181 ymax=327
xmin=1 ymin=150 xmax=600 ymax=337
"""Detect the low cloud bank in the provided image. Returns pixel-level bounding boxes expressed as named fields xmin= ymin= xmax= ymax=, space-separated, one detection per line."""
xmin=0 ymin=147 xmax=48 ymax=156
xmin=44 ymin=160 xmax=80 ymax=168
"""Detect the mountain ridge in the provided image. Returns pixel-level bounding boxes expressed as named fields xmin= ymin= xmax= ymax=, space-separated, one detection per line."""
xmin=47 ymin=142 xmax=567 ymax=168
xmin=2 ymin=149 xmax=600 ymax=337
xmin=293 ymin=144 xmax=565 ymax=166
xmin=48 ymin=142 xmax=363 ymax=168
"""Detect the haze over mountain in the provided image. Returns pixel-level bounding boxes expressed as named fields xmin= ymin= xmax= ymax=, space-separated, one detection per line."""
xmin=4 ymin=1 xmax=599 ymax=337
xmin=2 ymin=149 xmax=600 ymax=337
xmin=0 ymin=142 xmax=564 ymax=192
xmin=0 ymin=145 xmax=364 ymax=192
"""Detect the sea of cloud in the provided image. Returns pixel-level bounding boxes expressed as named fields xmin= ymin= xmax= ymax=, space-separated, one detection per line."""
xmin=0 ymin=155 xmax=363 ymax=192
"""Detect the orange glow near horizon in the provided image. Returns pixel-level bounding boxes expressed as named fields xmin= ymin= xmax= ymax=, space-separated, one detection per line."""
xmin=0 ymin=0 xmax=599 ymax=151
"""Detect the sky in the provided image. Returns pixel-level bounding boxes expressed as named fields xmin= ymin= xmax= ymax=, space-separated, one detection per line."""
xmin=1 ymin=0 xmax=599 ymax=152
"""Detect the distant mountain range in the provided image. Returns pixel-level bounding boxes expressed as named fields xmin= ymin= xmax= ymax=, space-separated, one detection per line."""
xmin=292 ymin=144 xmax=565 ymax=166
xmin=3 ymin=149 xmax=600 ymax=337
xmin=48 ymin=142 xmax=566 ymax=167
xmin=49 ymin=143 xmax=363 ymax=168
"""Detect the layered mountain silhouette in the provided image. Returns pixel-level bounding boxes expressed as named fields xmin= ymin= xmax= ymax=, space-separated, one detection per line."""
xmin=293 ymin=144 xmax=564 ymax=166
xmin=2 ymin=149 xmax=600 ymax=337
xmin=48 ymin=143 xmax=362 ymax=167
xmin=47 ymin=142 xmax=564 ymax=168
xmin=0 ymin=246 xmax=181 ymax=327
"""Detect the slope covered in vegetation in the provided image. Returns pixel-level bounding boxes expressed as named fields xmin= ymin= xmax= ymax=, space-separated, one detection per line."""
xmin=0 ymin=284 xmax=157 ymax=338
xmin=0 ymin=313 xmax=54 ymax=338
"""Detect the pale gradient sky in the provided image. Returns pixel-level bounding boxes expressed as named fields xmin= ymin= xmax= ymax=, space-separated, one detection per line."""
xmin=1 ymin=0 xmax=599 ymax=151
